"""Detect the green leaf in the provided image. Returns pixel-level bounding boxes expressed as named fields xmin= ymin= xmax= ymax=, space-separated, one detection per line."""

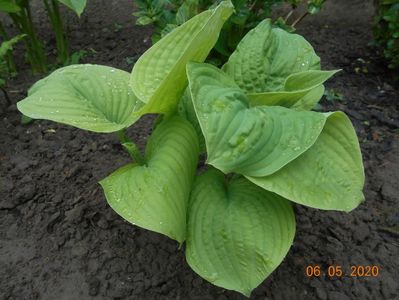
xmin=136 ymin=16 xmax=154 ymax=25
xmin=57 ymin=0 xmax=87 ymax=17
xmin=176 ymin=2 xmax=191 ymax=25
xmin=186 ymin=169 xmax=295 ymax=296
xmin=187 ymin=62 xmax=326 ymax=177
xmin=223 ymin=19 xmax=321 ymax=93
xmin=20 ymin=114 xmax=33 ymax=125
xmin=283 ymin=70 xmax=338 ymax=91
xmin=100 ymin=116 xmax=199 ymax=243
xmin=0 ymin=0 xmax=21 ymax=13
xmin=17 ymin=64 xmax=144 ymax=133
xmin=247 ymin=112 xmax=365 ymax=212
xmin=307 ymin=0 xmax=325 ymax=14
xmin=177 ymin=88 xmax=206 ymax=153
xmin=291 ymin=84 xmax=325 ymax=111
xmin=0 ymin=34 xmax=26 ymax=58
xmin=160 ymin=23 xmax=178 ymax=37
xmin=247 ymin=70 xmax=339 ymax=109
xmin=130 ymin=0 xmax=234 ymax=116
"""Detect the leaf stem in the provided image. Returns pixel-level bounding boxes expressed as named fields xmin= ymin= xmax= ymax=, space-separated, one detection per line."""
xmin=291 ymin=11 xmax=309 ymax=28
xmin=44 ymin=0 xmax=69 ymax=64
xmin=284 ymin=9 xmax=294 ymax=22
xmin=249 ymin=0 xmax=259 ymax=12
xmin=1 ymin=87 xmax=11 ymax=106
xmin=10 ymin=1 xmax=47 ymax=73
xmin=116 ymin=129 xmax=146 ymax=165
xmin=24 ymin=1 xmax=47 ymax=72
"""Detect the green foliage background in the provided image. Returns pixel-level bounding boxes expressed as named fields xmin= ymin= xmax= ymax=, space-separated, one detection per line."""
xmin=373 ymin=0 xmax=399 ymax=69
xmin=133 ymin=0 xmax=325 ymax=64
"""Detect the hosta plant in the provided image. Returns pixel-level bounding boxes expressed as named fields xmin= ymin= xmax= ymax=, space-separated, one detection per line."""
xmin=17 ymin=1 xmax=365 ymax=296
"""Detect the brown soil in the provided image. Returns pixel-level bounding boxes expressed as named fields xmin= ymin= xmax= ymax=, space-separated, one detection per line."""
xmin=1 ymin=0 xmax=398 ymax=299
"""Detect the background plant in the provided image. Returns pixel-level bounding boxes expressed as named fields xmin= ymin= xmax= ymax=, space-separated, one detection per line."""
xmin=0 ymin=33 xmax=25 ymax=106
xmin=16 ymin=1 xmax=364 ymax=296
xmin=133 ymin=0 xmax=326 ymax=64
xmin=373 ymin=0 xmax=399 ymax=69
xmin=0 ymin=0 xmax=48 ymax=72
xmin=0 ymin=0 xmax=87 ymax=72
xmin=44 ymin=0 xmax=87 ymax=63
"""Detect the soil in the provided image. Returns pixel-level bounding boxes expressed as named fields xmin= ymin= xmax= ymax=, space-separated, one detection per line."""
xmin=1 ymin=0 xmax=398 ymax=299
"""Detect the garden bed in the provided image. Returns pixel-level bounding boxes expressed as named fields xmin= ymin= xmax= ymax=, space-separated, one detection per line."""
xmin=0 ymin=0 xmax=398 ymax=299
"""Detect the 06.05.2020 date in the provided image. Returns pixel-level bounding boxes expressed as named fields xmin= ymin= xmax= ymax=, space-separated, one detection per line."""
xmin=305 ymin=265 xmax=380 ymax=277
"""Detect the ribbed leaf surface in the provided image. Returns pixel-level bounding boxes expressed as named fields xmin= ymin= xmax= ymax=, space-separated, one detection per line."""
xmin=248 ymin=70 xmax=338 ymax=109
xmin=186 ymin=169 xmax=295 ymax=296
xmin=100 ymin=117 xmax=199 ymax=243
xmin=130 ymin=0 xmax=233 ymax=115
xmin=187 ymin=62 xmax=326 ymax=176
xmin=223 ymin=19 xmax=321 ymax=93
xmin=17 ymin=64 xmax=143 ymax=133
xmin=247 ymin=112 xmax=365 ymax=211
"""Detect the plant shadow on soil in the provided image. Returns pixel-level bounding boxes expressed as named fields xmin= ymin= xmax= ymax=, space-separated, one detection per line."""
xmin=0 ymin=0 xmax=398 ymax=299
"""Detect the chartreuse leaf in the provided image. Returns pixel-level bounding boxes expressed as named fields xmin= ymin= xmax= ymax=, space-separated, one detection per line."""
xmin=248 ymin=70 xmax=339 ymax=109
xmin=130 ymin=0 xmax=234 ymax=115
xmin=223 ymin=19 xmax=321 ymax=93
xmin=247 ymin=112 xmax=365 ymax=212
xmin=223 ymin=19 xmax=336 ymax=109
xmin=291 ymin=85 xmax=325 ymax=111
xmin=187 ymin=62 xmax=326 ymax=177
xmin=57 ymin=0 xmax=87 ymax=17
xmin=17 ymin=64 xmax=144 ymax=133
xmin=186 ymin=169 xmax=295 ymax=296
xmin=100 ymin=116 xmax=199 ymax=244
xmin=178 ymin=88 xmax=206 ymax=153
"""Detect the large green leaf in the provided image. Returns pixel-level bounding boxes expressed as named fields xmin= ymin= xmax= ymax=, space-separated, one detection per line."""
xmin=186 ymin=169 xmax=295 ymax=296
xmin=100 ymin=116 xmax=199 ymax=243
xmin=0 ymin=0 xmax=21 ymax=13
xmin=223 ymin=19 xmax=321 ymax=94
xmin=17 ymin=64 xmax=144 ymax=133
xmin=130 ymin=0 xmax=234 ymax=115
xmin=247 ymin=112 xmax=365 ymax=212
xmin=222 ymin=19 xmax=334 ymax=109
xmin=247 ymin=70 xmax=339 ymax=109
xmin=57 ymin=0 xmax=87 ymax=17
xmin=187 ymin=62 xmax=326 ymax=177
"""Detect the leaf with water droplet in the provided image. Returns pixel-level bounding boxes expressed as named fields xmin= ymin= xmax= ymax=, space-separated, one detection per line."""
xmin=130 ymin=1 xmax=234 ymax=116
xmin=248 ymin=70 xmax=339 ymax=109
xmin=222 ymin=19 xmax=337 ymax=110
xmin=17 ymin=64 xmax=144 ymax=133
xmin=186 ymin=169 xmax=295 ymax=297
xmin=100 ymin=116 xmax=199 ymax=243
xmin=187 ymin=62 xmax=326 ymax=177
xmin=246 ymin=112 xmax=365 ymax=212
